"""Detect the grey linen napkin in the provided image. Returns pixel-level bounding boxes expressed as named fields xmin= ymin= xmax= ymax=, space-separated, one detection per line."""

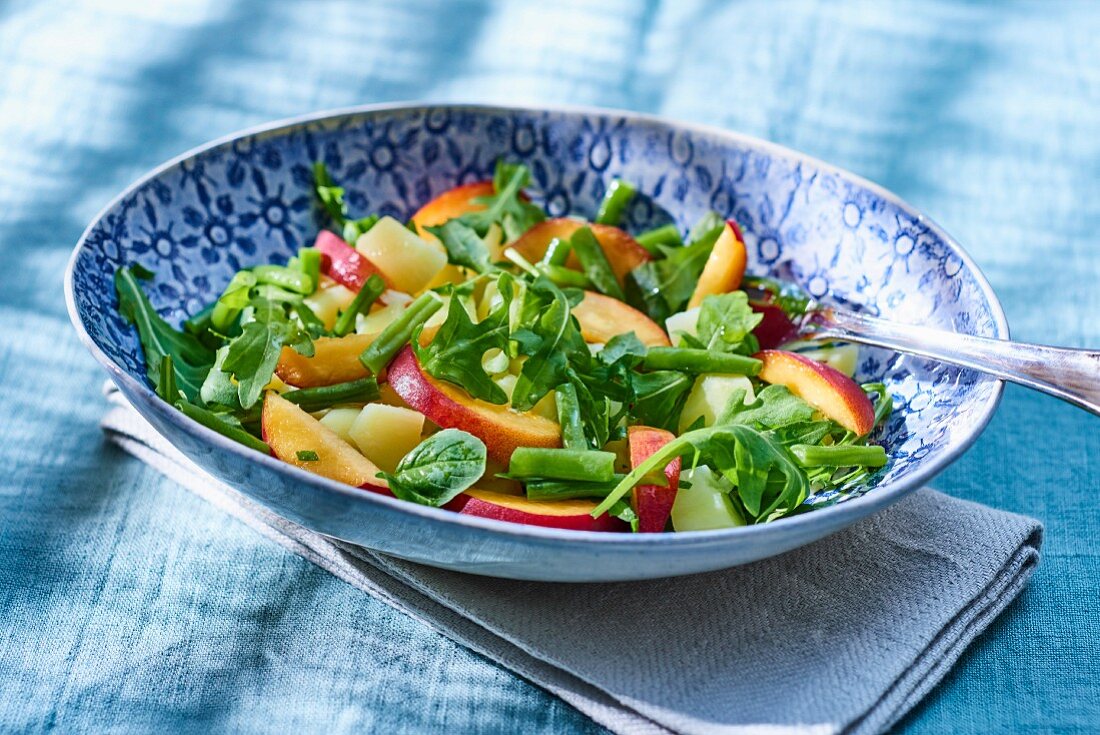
xmin=101 ymin=384 xmax=1041 ymax=735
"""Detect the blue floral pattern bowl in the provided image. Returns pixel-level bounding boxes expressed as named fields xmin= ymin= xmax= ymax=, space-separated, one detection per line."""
xmin=65 ymin=103 xmax=1007 ymax=581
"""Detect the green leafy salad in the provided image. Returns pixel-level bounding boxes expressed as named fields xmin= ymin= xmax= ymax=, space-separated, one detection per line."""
xmin=115 ymin=160 xmax=892 ymax=533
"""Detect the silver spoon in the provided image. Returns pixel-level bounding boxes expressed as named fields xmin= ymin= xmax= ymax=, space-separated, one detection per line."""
xmin=796 ymin=302 xmax=1100 ymax=417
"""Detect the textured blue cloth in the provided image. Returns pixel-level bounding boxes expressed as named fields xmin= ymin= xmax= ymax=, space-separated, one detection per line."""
xmin=0 ymin=1 xmax=1097 ymax=733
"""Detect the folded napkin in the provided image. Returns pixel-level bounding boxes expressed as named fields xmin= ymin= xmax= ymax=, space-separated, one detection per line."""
xmin=101 ymin=384 xmax=1040 ymax=735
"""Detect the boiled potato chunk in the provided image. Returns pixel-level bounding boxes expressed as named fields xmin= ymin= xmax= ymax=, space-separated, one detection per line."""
xmin=678 ymin=374 xmax=755 ymax=433
xmin=355 ymin=216 xmax=447 ymax=294
xmin=348 ymin=403 xmax=426 ymax=473
xmin=303 ymin=277 xmax=357 ymax=330
xmin=664 ymin=307 xmax=701 ymax=344
xmin=318 ymin=407 xmax=362 ymax=443
xmin=671 ymin=466 xmax=745 ymax=531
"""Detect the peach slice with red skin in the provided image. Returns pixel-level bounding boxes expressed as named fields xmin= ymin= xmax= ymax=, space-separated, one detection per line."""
xmin=751 ymin=301 xmax=801 ymax=349
xmin=505 ymin=219 xmax=651 ymax=284
xmin=572 ymin=291 xmax=671 ymax=347
xmin=628 ymin=426 xmax=682 ymax=533
xmin=754 ymin=350 xmax=875 ymax=435
xmin=687 ymin=220 xmax=747 ymax=309
xmin=262 ymin=392 xmax=388 ymax=491
xmin=314 ymin=230 xmax=391 ymax=292
xmin=386 ymin=345 xmax=561 ymax=464
xmin=455 ymin=489 xmax=626 ymax=532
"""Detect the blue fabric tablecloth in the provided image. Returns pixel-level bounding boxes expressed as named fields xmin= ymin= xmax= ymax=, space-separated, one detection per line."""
xmin=1 ymin=1 xmax=1097 ymax=732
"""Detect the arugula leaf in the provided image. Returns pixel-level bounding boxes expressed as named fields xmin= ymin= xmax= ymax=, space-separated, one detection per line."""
xmin=510 ymin=283 xmax=573 ymax=411
xmin=380 ymin=429 xmax=487 ymax=507
xmin=459 ymin=160 xmax=545 ymax=241
xmin=222 ymin=298 xmax=314 ymax=409
xmin=313 ymin=161 xmax=348 ymax=227
xmin=718 ymin=384 xmax=817 ymax=430
xmin=626 ymin=236 xmax=716 ymax=323
xmin=115 ymin=266 xmax=215 ymax=402
xmin=414 ymin=277 xmax=514 ymax=404
xmin=608 ymin=499 xmax=640 ymax=533
xmin=630 ymin=370 xmax=693 ymax=432
xmin=696 ymin=292 xmax=764 ymax=352
xmin=598 ymin=332 xmax=647 ymax=369
xmin=592 ymin=423 xmax=809 ymax=523
xmin=200 ymin=346 xmax=238 ymax=406
xmin=427 ymin=219 xmax=495 ymax=274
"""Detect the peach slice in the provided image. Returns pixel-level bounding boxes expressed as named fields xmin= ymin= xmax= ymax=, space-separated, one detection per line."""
xmin=505 ymin=219 xmax=651 ymax=284
xmin=314 ymin=230 xmax=391 ymax=293
xmin=571 ymin=290 xmax=671 ymax=347
xmin=687 ymin=220 xmax=747 ymax=309
xmin=628 ymin=426 xmax=682 ymax=533
xmin=755 ymin=350 xmax=875 ymax=435
xmin=751 ymin=301 xmax=801 ymax=350
xmin=455 ymin=489 xmax=626 ymax=532
xmin=276 ymin=334 xmax=374 ymax=387
xmin=410 ymin=180 xmax=495 ymax=235
xmin=386 ymin=345 xmax=561 ymax=464
xmin=262 ymin=393 xmax=387 ymax=491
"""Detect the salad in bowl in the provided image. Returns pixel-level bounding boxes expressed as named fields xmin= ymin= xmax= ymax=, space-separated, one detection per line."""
xmin=115 ymin=160 xmax=892 ymax=534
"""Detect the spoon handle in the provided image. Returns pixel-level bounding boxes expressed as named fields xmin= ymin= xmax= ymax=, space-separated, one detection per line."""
xmin=809 ymin=307 xmax=1100 ymax=417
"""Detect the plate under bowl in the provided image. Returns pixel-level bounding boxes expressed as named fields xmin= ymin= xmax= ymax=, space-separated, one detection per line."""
xmin=66 ymin=103 xmax=1006 ymax=581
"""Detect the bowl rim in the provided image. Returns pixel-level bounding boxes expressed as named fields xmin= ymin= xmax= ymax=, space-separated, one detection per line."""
xmin=64 ymin=100 xmax=1009 ymax=548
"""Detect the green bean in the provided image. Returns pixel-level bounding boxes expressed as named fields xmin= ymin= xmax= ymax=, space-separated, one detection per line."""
xmin=595 ymin=179 xmax=636 ymax=226
xmin=177 ymin=401 xmax=270 ymax=454
xmin=525 ymin=476 xmax=626 ymax=501
xmin=543 ymin=237 xmax=572 ymax=266
xmin=332 ymin=274 xmax=385 ymax=337
xmin=507 ymin=448 xmax=617 ymax=483
xmin=635 ymin=223 xmax=682 ymax=253
xmin=297 ymin=247 xmax=322 ymax=293
xmin=555 ymin=384 xmax=587 ymax=449
xmin=570 ymin=227 xmax=624 ymax=300
xmin=359 ymin=292 xmax=443 ymax=374
xmin=253 ymin=265 xmax=313 ymax=295
xmin=789 ymin=444 xmax=887 ymax=468
xmin=536 ymin=263 xmax=591 ymax=289
xmin=642 ymin=347 xmax=762 ymax=375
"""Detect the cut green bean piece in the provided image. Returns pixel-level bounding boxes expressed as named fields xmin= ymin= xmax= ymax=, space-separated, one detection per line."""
xmin=536 ymin=263 xmax=591 ymax=289
xmin=635 ymin=223 xmax=683 ymax=253
xmin=507 ymin=447 xmax=617 ymax=483
xmin=333 ymin=273 xmax=385 ymax=337
xmin=297 ymin=248 xmax=322 ymax=293
xmin=570 ymin=226 xmax=624 ymax=300
xmin=543 ymin=237 xmax=572 ymax=266
xmin=642 ymin=347 xmax=762 ymax=376
xmin=177 ymin=401 xmax=270 ymax=453
xmin=525 ymin=476 xmax=626 ymax=501
xmin=253 ymin=265 xmax=313 ymax=295
xmin=595 ymin=179 xmax=636 ymax=226
xmin=555 ymin=384 xmax=587 ymax=449
xmin=359 ymin=291 xmax=443 ymax=374
xmin=789 ymin=444 xmax=887 ymax=468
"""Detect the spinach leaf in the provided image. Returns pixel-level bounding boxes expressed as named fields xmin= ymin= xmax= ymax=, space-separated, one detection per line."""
xmin=381 ymin=429 xmax=487 ymax=507
xmin=696 ymin=292 xmax=764 ymax=352
xmin=115 ymin=266 xmax=215 ymax=402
